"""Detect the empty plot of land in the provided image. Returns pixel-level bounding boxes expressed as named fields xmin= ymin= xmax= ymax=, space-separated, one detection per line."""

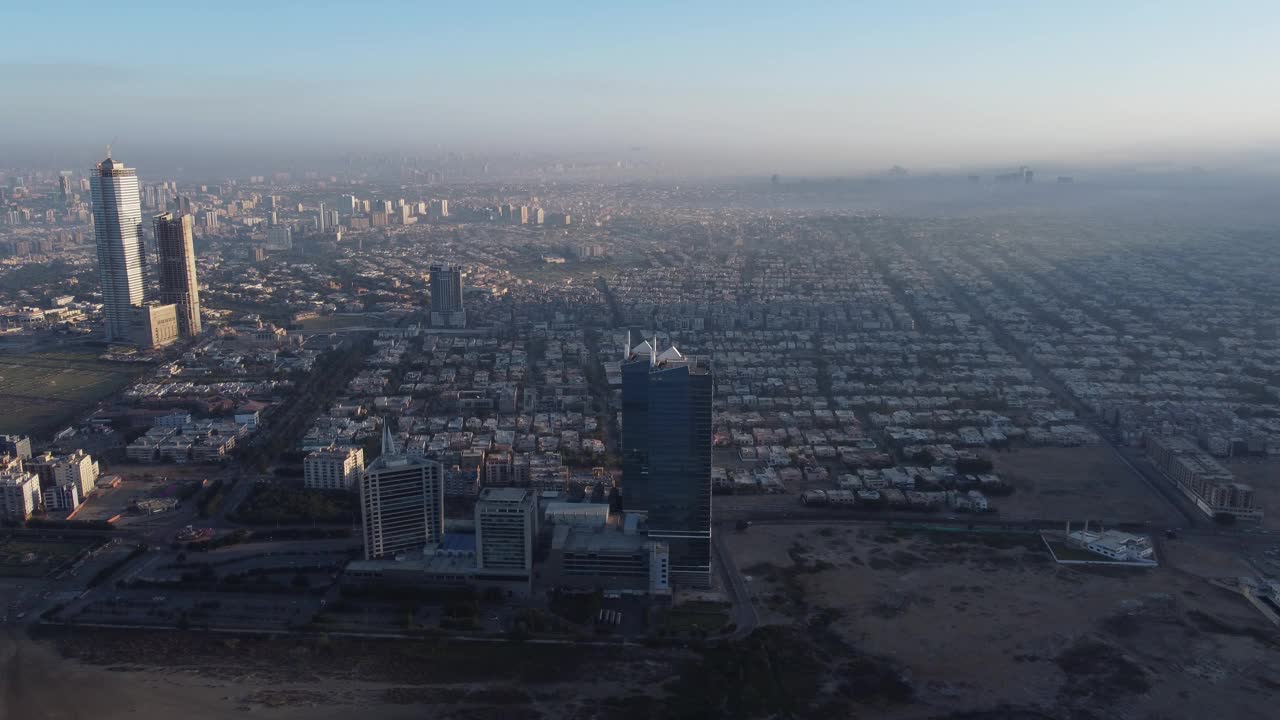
xmin=0 ymin=351 xmax=140 ymax=435
xmin=725 ymin=522 xmax=1279 ymax=719
xmin=993 ymin=446 xmax=1181 ymax=524
xmin=0 ymin=538 xmax=99 ymax=578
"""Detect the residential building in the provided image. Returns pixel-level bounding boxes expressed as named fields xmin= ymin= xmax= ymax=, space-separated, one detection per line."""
xmin=0 ymin=470 xmax=40 ymax=520
xmin=153 ymin=212 xmax=202 ymax=337
xmin=304 ymin=446 xmax=365 ymax=491
xmin=91 ymin=155 xmax=147 ymax=342
xmin=0 ymin=435 xmax=32 ymax=460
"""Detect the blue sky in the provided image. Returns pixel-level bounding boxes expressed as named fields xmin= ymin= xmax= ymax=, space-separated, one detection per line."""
xmin=3 ymin=1 xmax=1279 ymax=171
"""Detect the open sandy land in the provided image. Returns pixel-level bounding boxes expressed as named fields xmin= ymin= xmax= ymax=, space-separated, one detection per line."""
xmin=727 ymin=522 xmax=1280 ymax=719
xmin=2 ymin=627 xmax=687 ymax=720
xmin=993 ymin=446 xmax=1183 ymax=524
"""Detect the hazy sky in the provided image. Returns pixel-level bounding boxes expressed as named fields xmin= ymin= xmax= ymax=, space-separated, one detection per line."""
xmin=4 ymin=0 xmax=1280 ymax=172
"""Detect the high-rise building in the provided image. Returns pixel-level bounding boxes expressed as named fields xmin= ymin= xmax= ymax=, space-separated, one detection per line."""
xmin=153 ymin=212 xmax=202 ymax=337
xmin=621 ymin=338 xmax=713 ymax=587
xmin=359 ymin=425 xmax=445 ymax=560
xmin=430 ymin=199 xmax=448 ymax=218
xmin=90 ymin=156 xmax=147 ymax=342
xmin=340 ymin=194 xmax=357 ymax=214
xmin=267 ymin=226 xmax=292 ymax=250
xmin=58 ymin=173 xmax=71 ymax=202
xmin=305 ymin=446 xmax=365 ymax=491
xmin=475 ymin=487 xmax=537 ymax=572
xmin=517 ymin=205 xmax=529 ymax=225
xmin=429 ymin=262 xmax=465 ymax=328
xmin=317 ymin=202 xmax=327 ymax=232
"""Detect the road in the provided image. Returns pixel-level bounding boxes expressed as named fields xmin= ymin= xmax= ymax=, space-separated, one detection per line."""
xmin=713 ymin=524 xmax=758 ymax=639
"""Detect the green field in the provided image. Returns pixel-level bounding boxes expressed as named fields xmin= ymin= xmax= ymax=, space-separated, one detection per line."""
xmin=0 ymin=538 xmax=100 ymax=578
xmin=0 ymin=350 xmax=142 ymax=435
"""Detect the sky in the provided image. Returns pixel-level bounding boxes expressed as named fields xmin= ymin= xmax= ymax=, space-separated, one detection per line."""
xmin=3 ymin=0 xmax=1280 ymax=174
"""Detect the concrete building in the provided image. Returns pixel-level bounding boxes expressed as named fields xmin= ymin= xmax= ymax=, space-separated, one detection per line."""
xmin=0 ymin=435 xmax=32 ymax=460
xmin=544 ymin=525 xmax=670 ymax=596
xmin=475 ymin=487 xmax=537 ymax=572
xmin=429 ymin=262 xmax=466 ymax=328
xmin=430 ymin=199 xmax=448 ymax=218
xmin=0 ymin=470 xmax=40 ymax=520
xmin=621 ymin=338 xmax=713 ymax=586
xmin=91 ymin=155 xmax=147 ymax=342
xmin=360 ymin=426 xmax=445 ymax=559
xmin=304 ymin=446 xmax=365 ymax=491
xmin=153 ymin=212 xmax=202 ymax=337
xmin=131 ymin=303 xmax=180 ymax=348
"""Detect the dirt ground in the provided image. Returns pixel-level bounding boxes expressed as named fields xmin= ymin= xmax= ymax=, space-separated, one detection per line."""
xmin=1225 ymin=460 xmax=1280 ymax=530
xmin=993 ymin=446 xmax=1183 ymax=524
xmin=4 ymin=627 xmax=685 ymax=720
xmin=726 ymin=522 xmax=1280 ymax=719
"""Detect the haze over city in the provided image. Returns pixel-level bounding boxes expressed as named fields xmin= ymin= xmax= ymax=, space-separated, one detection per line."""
xmin=6 ymin=1 xmax=1280 ymax=175
xmin=4 ymin=2 xmax=1280 ymax=720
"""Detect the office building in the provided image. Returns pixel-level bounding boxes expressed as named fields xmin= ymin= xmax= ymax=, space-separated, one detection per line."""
xmin=91 ymin=155 xmax=147 ymax=342
xmin=152 ymin=212 xmax=202 ymax=337
xmin=430 ymin=199 xmax=448 ymax=218
xmin=304 ymin=446 xmax=365 ymax=491
xmin=0 ymin=435 xmax=32 ymax=460
xmin=317 ymin=202 xmax=327 ymax=232
xmin=429 ymin=262 xmax=466 ymax=328
xmin=58 ymin=173 xmax=71 ymax=202
xmin=517 ymin=205 xmax=529 ymax=224
xmin=360 ymin=425 xmax=445 ymax=559
xmin=131 ymin=303 xmax=180 ymax=348
xmin=0 ymin=470 xmax=40 ymax=521
xmin=533 ymin=208 xmax=545 ymax=225
xmin=267 ymin=226 xmax=292 ymax=250
xmin=544 ymin=525 xmax=671 ymax=596
xmin=621 ymin=338 xmax=713 ymax=586
xmin=475 ymin=487 xmax=537 ymax=572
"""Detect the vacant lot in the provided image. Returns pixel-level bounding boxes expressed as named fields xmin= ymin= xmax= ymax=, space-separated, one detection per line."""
xmin=993 ymin=446 xmax=1181 ymax=524
xmin=0 ymin=537 xmax=100 ymax=578
xmin=0 ymin=350 xmax=141 ymax=435
xmin=726 ymin=522 xmax=1279 ymax=719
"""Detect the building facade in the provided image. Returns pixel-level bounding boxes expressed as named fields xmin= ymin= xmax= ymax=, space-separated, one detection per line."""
xmin=131 ymin=303 xmax=179 ymax=348
xmin=475 ymin=487 xmax=537 ymax=572
xmin=621 ymin=339 xmax=713 ymax=587
xmin=91 ymin=156 xmax=147 ymax=342
xmin=153 ymin=211 xmax=202 ymax=337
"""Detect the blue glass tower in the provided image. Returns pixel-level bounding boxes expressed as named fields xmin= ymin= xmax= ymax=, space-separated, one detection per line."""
xmin=621 ymin=339 xmax=712 ymax=587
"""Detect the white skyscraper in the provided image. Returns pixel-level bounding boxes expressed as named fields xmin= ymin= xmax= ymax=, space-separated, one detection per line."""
xmin=359 ymin=424 xmax=445 ymax=560
xmin=91 ymin=155 xmax=147 ymax=341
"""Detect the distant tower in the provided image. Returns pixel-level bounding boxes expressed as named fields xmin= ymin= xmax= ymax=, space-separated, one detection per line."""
xmin=429 ymin=262 xmax=465 ymax=328
xmin=91 ymin=155 xmax=148 ymax=342
xmin=152 ymin=212 xmax=202 ymax=337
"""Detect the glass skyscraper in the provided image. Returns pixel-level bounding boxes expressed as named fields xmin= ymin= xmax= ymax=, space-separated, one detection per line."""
xmin=90 ymin=156 xmax=147 ymax=342
xmin=622 ymin=339 xmax=713 ymax=587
